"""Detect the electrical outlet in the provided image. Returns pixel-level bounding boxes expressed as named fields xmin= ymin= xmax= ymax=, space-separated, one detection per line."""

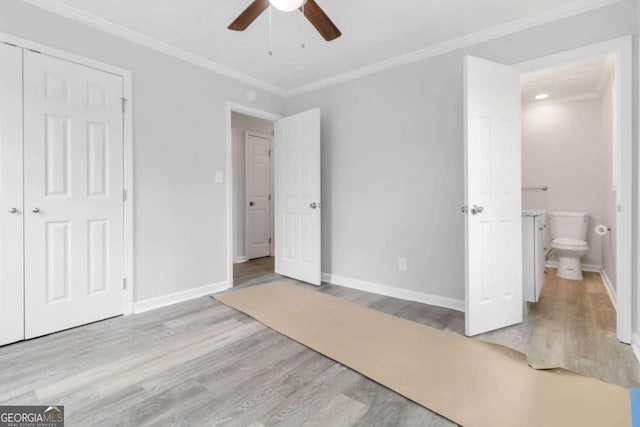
xmin=398 ymin=257 xmax=407 ymax=272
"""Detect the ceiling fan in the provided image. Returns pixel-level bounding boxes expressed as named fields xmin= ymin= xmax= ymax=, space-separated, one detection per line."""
xmin=228 ymin=0 xmax=342 ymax=41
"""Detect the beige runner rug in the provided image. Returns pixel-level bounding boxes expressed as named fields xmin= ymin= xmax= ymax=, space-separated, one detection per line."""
xmin=215 ymin=281 xmax=630 ymax=427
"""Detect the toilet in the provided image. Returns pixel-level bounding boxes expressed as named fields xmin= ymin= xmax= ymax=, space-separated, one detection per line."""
xmin=549 ymin=211 xmax=590 ymax=280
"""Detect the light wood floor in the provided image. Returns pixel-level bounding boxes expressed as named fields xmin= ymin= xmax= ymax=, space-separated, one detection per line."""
xmin=234 ymin=256 xmax=278 ymax=288
xmin=1 ymin=266 xmax=638 ymax=426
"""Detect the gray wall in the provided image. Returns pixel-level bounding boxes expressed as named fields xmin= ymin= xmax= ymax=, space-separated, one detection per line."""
xmin=286 ymin=0 xmax=637 ymax=302
xmin=0 ymin=0 xmax=285 ymax=302
xmin=231 ymin=112 xmax=274 ymax=261
xmin=2 ymin=0 xmax=639 ymax=326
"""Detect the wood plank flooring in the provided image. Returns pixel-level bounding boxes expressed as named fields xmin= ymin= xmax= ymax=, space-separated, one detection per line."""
xmin=0 ymin=266 xmax=637 ymax=426
xmin=234 ymin=257 xmax=279 ymax=288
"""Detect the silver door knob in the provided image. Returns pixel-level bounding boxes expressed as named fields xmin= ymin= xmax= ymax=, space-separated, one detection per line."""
xmin=309 ymin=203 xmax=318 ymax=209
xmin=32 ymin=207 xmax=40 ymax=213
xmin=8 ymin=207 xmax=17 ymax=214
xmin=470 ymin=205 xmax=484 ymax=215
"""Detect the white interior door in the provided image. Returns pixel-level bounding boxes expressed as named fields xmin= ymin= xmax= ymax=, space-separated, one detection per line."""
xmin=23 ymin=51 xmax=125 ymax=339
xmin=464 ymin=56 xmax=522 ymax=336
xmin=246 ymin=132 xmax=272 ymax=260
xmin=0 ymin=43 xmax=24 ymax=346
xmin=275 ymin=109 xmax=321 ymax=285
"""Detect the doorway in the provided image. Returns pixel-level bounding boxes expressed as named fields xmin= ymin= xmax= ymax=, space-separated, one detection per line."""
xmin=225 ymin=103 xmax=323 ymax=289
xmin=519 ymin=52 xmax=622 ymax=352
xmin=464 ymin=36 xmax=632 ymax=343
xmin=231 ymin=111 xmax=277 ymax=287
xmin=515 ymin=37 xmax=632 ymax=344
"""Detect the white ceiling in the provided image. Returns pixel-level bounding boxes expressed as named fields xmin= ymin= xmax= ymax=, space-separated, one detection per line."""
xmin=22 ymin=0 xmax=621 ymax=94
xmin=521 ymin=54 xmax=614 ymax=103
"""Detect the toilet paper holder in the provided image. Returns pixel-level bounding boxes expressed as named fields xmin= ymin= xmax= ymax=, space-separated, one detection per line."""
xmin=594 ymin=225 xmax=612 ymax=236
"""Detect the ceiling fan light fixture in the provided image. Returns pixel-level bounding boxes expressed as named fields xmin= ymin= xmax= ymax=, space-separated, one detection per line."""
xmin=228 ymin=0 xmax=341 ymax=41
xmin=269 ymin=0 xmax=304 ymax=12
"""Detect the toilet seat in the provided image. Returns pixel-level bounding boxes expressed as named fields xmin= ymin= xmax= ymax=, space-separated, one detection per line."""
xmin=551 ymin=238 xmax=589 ymax=251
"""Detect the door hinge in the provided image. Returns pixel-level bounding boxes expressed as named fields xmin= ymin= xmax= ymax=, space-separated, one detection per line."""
xmin=123 ymin=278 xmax=128 ymax=290
xmin=618 ymin=204 xmax=621 ymax=212
xmin=269 ymin=238 xmax=272 ymax=244
xmin=269 ymin=194 xmax=271 ymax=201
xmin=268 ymin=150 xmax=271 ymax=157
xmin=123 ymin=189 xmax=127 ymax=202
xmin=122 ymin=98 xmax=128 ymax=113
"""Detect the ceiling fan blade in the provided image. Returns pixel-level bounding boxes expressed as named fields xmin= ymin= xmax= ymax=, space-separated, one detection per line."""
xmin=228 ymin=0 xmax=270 ymax=31
xmin=302 ymin=0 xmax=342 ymax=41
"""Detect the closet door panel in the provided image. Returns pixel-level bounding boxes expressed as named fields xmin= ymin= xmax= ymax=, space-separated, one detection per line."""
xmin=0 ymin=43 xmax=24 ymax=346
xmin=23 ymin=51 xmax=124 ymax=339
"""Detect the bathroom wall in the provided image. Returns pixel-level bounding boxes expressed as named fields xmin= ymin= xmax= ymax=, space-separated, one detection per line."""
xmin=522 ymin=75 xmax=617 ymax=270
xmin=231 ymin=112 xmax=274 ymax=262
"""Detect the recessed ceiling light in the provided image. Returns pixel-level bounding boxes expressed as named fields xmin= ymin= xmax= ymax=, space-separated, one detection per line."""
xmin=535 ymin=93 xmax=550 ymax=100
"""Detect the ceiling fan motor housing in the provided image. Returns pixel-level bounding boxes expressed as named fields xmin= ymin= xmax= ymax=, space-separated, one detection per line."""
xmin=228 ymin=0 xmax=342 ymax=42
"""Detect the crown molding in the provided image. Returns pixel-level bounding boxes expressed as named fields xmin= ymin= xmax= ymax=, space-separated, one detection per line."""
xmin=18 ymin=0 xmax=288 ymax=97
xmin=596 ymin=55 xmax=616 ymax=95
xmin=285 ymin=0 xmax=624 ymax=97
xmin=19 ymin=0 xmax=624 ymax=99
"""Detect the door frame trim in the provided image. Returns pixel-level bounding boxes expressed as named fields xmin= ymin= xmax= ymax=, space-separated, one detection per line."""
xmin=0 ymin=32 xmax=135 ymax=315
xmin=225 ymin=102 xmax=281 ymax=289
xmin=513 ymin=35 xmax=633 ymax=343
xmin=244 ymin=130 xmax=274 ymax=260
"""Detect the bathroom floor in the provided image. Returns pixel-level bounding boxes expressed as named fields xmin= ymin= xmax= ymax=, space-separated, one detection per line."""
xmin=526 ymin=268 xmax=638 ymax=387
xmin=467 ymin=267 xmax=639 ymax=389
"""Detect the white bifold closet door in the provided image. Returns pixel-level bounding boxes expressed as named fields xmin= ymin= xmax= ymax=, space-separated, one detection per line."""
xmin=23 ymin=51 xmax=125 ymax=339
xmin=0 ymin=43 xmax=25 ymax=346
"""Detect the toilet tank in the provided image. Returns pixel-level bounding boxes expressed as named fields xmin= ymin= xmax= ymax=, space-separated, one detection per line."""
xmin=548 ymin=211 xmax=589 ymax=240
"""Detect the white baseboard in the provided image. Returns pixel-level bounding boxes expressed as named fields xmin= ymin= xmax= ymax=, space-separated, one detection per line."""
xmin=234 ymin=256 xmax=249 ymax=264
xmin=321 ymin=272 xmax=465 ymax=313
xmin=134 ymin=281 xmax=229 ymax=314
xmin=632 ymin=334 xmax=640 ymax=364
xmin=599 ymin=268 xmax=617 ymax=310
xmin=544 ymin=261 xmax=601 ymax=272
